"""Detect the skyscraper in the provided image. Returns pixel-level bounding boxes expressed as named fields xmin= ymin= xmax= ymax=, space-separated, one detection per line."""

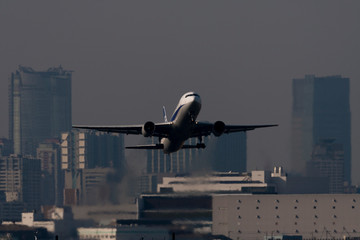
xmin=291 ymin=75 xmax=351 ymax=183
xmin=9 ymin=65 xmax=72 ymax=156
xmin=307 ymin=139 xmax=344 ymax=193
xmin=61 ymin=130 xmax=125 ymax=204
xmin=211 ymin=132 xmax=247 ymax=173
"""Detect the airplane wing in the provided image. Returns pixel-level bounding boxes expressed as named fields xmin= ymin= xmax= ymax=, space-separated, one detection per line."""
xmin=190 ymin=122 xmax=278 ymax=138
xmin=72 ymin=122 xmax=173 ymax=138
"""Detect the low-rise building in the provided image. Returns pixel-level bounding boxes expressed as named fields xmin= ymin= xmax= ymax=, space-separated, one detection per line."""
xmin=213 ymin=194 xmax=360 ymax=240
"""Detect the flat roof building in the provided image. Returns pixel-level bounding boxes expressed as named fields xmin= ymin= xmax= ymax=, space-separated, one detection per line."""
xmin=213 ymin=194 xmax=360 ymax=240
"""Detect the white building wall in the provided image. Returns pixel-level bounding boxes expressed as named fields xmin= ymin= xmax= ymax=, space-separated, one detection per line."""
xmin=213 ymin=194 xmax=360 ymax=240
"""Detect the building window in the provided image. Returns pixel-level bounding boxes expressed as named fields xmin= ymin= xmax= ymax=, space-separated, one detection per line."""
xmin=332 ymin=206 xmax=336 ymax=209
xmin=295 ymin=215 xmax=299 ymax=219
xmin=333 ymin=199 xmax=337 ymax=203
xmin=275 ymin=206 xmax=278 ymax=209
xmin=237 ymin=207 xmax=240 ymax=210
xmin=294 ymin=206 xmax=298 ymax=209
xmin=275 ymin=199 xmax=280 ymax=203
xmin=352 ymin=206 xmax=355 ymax=209
xmin=238 ymin=200 xmax=242 ymax=203
xmin=276 ymin=215 xmax=280 ymax=219
xmin=257 ymin=215 xmax=261 ymax=219
xmin=315 ymin=215 xmax=318 ymax=219
xmin=353 ymin=199 xmax=356 ymax=203
xmin=257 ymin=200 xmax=261 ymax=203
xmin=313 ymin=206 xmax=317 ymax=209
xmin=256 ymin=206 xmax=259 ymax=210
xmin=314 ymin=199 xmax=318 ymax=203
xmin=238 ymin=216 xmax=241 ymax=219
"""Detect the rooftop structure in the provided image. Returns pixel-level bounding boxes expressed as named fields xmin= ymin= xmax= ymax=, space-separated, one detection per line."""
xmin=157 ymin=170 xmax=283 ymax=194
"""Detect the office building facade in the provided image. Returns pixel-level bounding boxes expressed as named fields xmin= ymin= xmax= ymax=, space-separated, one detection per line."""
xmin=291 ymin=75 xmax=351 ymax=183
xmin=9 ymin=65 xmax=72 ymax=156
xmin=36 ymin=141 xmax=64 ymax=206
xmin=307 ymin=139 xmax=345 ymax=193
xmin=0 ymin=156 xmax=41 ymax=211
xmin=61 ymin=130 xmax=125 ymax=204
xmin=211 ymin=132 xmax=247 ymax=173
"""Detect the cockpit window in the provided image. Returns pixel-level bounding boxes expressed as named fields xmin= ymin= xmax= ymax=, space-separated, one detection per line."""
xmin=185 ymin=93 xmax=200 ymax=98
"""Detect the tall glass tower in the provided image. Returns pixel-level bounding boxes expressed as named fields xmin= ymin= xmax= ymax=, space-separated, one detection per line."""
xmin=291 ymin=75 xmax=351 ymax=184
xmin=9 ymin=66 xmax=72 ymax=156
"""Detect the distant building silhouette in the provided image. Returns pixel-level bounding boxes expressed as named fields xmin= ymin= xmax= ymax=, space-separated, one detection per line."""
xmin=211 ymin=132 xmax=247 ymax=173
xmin=8 ymin=65 xmax=72 ymax=156
xmin=291 ymin=75 xmax=351 ymax=184
xmin=0 ymin=156 xmax=41 ymax=211
xmin=146 ymin=137 xmax=202 ymax=174
xmin=36 ymin=140 xmax=64 ymax=206
xmin=307 ymin=139 xmax=345 ymax=193
xmin=61 ymin=130 xmax=125 ymax=205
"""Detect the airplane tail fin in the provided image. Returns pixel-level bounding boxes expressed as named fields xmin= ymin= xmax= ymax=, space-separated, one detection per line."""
xmin=163 ymin=106 xmax=168 ymax=122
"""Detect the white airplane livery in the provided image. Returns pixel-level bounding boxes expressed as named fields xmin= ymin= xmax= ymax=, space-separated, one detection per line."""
xmin=73 ymin=92 xmax=277 ymax=154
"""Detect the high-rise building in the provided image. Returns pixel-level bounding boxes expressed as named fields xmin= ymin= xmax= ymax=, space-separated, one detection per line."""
xmin=211 ymin=132 xmax=247 ymax=173
xmin=37 ymin=140 xmax=64 ymax=206
xmin=307 ymin=139 xmax=345 ymax=193
xmin=0 ymin=156 xmax=41 ymax=211
xmin=61 ymin=130 xmax=125 ymax=204
xmin=291 ymin=75 xmax=351 ymax=183
xmin=146 ymin=137 xmax=203 ymax=174
xmin=9 ymin=65 xmax=72 ymax=156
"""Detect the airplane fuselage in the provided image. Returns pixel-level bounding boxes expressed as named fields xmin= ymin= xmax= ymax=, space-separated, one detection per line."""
xmin=161 ymin=92 xmax=201 ymax=153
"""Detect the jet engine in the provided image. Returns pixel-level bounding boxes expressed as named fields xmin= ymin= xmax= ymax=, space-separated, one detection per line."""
xmin=142 ymin=121 xmax=155 ymax=137
xmin=213 ymin=121 xmax=226 ymax=137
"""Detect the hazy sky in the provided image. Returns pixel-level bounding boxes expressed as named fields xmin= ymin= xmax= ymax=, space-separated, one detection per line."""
xmin=0 ymin=1 xmax=359 ymax=183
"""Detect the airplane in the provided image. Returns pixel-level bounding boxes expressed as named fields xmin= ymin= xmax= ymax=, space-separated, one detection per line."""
xmin=73 ymin=92 xmax=277 ymax=154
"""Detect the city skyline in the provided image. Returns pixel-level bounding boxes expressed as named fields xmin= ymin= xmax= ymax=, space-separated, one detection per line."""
xmin=0 ymin=1 xmax=359 ymax=183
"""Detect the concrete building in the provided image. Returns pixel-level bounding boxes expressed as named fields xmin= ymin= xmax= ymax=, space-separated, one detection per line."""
xmin=61 ymin=130 xmax=124 ymax=171
xmin=213 ymin=194 xmax=360 ymax=240
xmin=37 ymin=140 xmax=64 ymax=206
xmin=61 ymin=130 xmax=125 ymax=205
xmin=81 ymin=168 xmax=114 ymax=205
xmin=146 ymin=137 xmax=203 ymax=175
xmin=291 ymin=75 xmax=351 ymax=184
xmin=211 ymin=132 xmax=247 ymax=173
xmin=9 ymin=65 xmax=72 ymax=156
xmin=157 ymin=171 xmax=278 ymax=194
xmin=78 ymin=226 xmax=170 ymax=240
xmin=307 ymin=139 xmax=345 ymax=193
xmin=0 ymin=155 xmax=41 ymax=211
xmin=0 ymin=138 xmax=12 ymax=157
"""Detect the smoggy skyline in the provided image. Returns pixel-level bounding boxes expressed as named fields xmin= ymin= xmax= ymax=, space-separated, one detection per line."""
xmin=0 ymin=1 xmax=359 ymax=183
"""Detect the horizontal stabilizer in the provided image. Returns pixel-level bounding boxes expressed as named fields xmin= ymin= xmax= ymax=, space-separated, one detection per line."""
xmin=181 ymin=143 xmax=206 ymax=149
xmin=126 ymin=144 xmax=164 ymax=150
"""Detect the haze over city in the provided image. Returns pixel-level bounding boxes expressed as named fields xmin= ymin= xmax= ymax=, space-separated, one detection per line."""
xmin=0 ymin=0 xmax=359 ymax=183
